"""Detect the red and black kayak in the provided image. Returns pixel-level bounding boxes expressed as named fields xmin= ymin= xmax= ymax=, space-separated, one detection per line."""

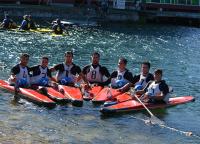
xmin=92 ymin=87 xmax=123 ymax=104
xmin=82 ymin=86 xmax=103 ymax=101
xmin=0 ymin=80 xmax=56 ymax=107
xmin=100 ymin=96 xmax=195 ymax=114
xmin=58 ymin=85 xmax=83 ymax=107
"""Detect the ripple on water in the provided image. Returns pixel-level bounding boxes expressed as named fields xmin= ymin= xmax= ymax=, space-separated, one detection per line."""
xmin=0 ymin=24 xmax=200 ymax=143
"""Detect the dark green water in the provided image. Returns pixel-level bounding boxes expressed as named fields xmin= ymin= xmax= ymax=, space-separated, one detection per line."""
xmin=0 ymin=24 xmax=200 ymax=143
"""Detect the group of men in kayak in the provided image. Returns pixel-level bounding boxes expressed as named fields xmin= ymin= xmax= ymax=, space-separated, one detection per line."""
xmin=9 ymin=52 xmax=169 ymax=104
xmin=0 ymin=14 xmax=36 ymax=30
xmin=0 ymin=14 xmax=17 ymax=29
xmin=1 ymin=14 xmax=65 ymax=34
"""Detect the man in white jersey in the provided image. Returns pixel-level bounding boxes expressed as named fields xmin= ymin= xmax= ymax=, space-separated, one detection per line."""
xmin=136 ymin=69 xmax=169 ymax=103
xmin=9 ymin=53 xmax=30 ymax=88
xmin=106 ymin=57 xmax=135 ymax=92
xmin=82 ymin=52 xmax=110 ymax=88
xmin=134 ymin=61 xmax=154 ymax=91
xmin=50 ymin=51 xmax=81 ymax=86
xmin=29 ymin=56 xmax=55 ymax=88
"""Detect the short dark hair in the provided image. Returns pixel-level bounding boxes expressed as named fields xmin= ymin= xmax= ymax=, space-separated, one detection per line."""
xmin=65 ymin=51 xmax=73 ymax=57
xmin=154 ymin=69 xmax=162 ymax=76
xmin=92 ymin=52 xmax=100 ymax=58
xmin=119 ymin=57 xmax=127 ymax=65
xmin=20 ymin=53 xmax=29 ymax=59
xmin=42 ymin=56 xmax=49 ymax=61
xmin=142 ymin=61 xmax=150 ymax=69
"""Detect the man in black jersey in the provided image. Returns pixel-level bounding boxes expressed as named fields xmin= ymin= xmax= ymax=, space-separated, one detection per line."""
xmin=50 ymin=51 xmax=81 ymax=86
xmin=133 ymin=61 xmax=154 ymax=91
xmin=136 ymin=69 xmax=169 ymax=103
xmin=106 ymin=57 xmax=135 ymax=92
xmin=82 ymin=52 xmax=110 ymax=87
xmin=9 ymin=53 xmax=30 ymax=88
xmin=29 ymin=56 xmax=55 ymax=87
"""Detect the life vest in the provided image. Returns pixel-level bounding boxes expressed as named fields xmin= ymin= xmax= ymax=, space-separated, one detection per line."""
xmin=57 ymin=26 xmax=61 ymax=32
xmin=111 ymin=70 xmax=129 ymax=88
xmin=21 ymin=20 xmax=31 ymax=30
xmin=146 ymin=81 xmax=162 ymax=96
xmin=30 ymin=66 xmax=48 ymax=84
xmin=54 ymin=24 xmax=63 ymax=34
xmin=56 ymin=63 xmax=76 ymax=83
xmin=15 ymin=65 xmax=30 ymax=85
xmin=86 ymin=65 xmax=103 ymax=83
xmin=135 ymin=73 xmax=152 ymax=88
xmin=27 ymin=22 xmax=31 ymax=29
xmin=3 ymin=19 xmax=12 ymax=29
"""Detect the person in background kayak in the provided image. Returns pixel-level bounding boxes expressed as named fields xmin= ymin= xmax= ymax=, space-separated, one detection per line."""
xmin=106 ymin=57 xmax=135 ymax=92
xmin=136 ymin=69 xmax=169 ymax=103
xmin=133 ymin=61 xmax=154 ymax=91
xmin=19 ymin=15 xmax=31 ymax=30
xmin=0 ymin=14 xmax=17 ymax=29
xmin=52 ymin=19 xmax=65 ymax=34
xmin=8 ymin=53 xmax=31 ymax=88
xmin=82 ymin=52 xmax=110 ymax=87
xmin=50 ymin=51 xmax=81 ymax=86
xmin=28 ymin=15 xmax=37 ymax=30
xmin=29 ymin=56 xmax=55 ymax=89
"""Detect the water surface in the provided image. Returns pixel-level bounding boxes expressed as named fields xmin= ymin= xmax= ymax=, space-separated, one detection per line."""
xmin=0 ymin=24 xmax=200 ymax=143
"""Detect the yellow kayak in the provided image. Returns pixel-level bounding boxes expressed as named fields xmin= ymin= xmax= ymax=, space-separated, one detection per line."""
xmin=12 ymin=27 xmax=52 ymax=33
xmin=51 ymin=33 xmax=68 ymax=37
xmin=31 ymin=28 xmax=52 ymax=33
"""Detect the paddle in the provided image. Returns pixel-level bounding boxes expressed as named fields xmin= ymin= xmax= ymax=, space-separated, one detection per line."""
xmin=107 ymin=87 xmax=113 ymax=99
xmin=132 ymin=90 xmax=165 ymax=125
xmin=80 ymin=83 xmax=91 ymax=98
xmin=13 ymin=82 xmax=21 ymax=101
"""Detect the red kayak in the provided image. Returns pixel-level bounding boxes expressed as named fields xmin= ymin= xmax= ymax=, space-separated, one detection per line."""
xmin=103 ymin=87 xmax=174 ymax=107
xmin=45 ymin=87 xmax=68 ymax=103
xmin=103 ymin=92 xmax=133 ymax=107
xmin=100 ymin=96 xmax=195 ymax=114
xmin=92 ymin=87 xmax=123 ymax=103
xmin=82 ymin=86 xmax=103 ymax=101
xmin=58 ymin=85 xmax=83 ymax=107
xmin=0 ymin=80 xmax=56 ymax=107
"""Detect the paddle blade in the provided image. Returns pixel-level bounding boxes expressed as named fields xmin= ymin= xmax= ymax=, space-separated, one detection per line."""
xmin=150 ymin=115 xmax=165 ymax=125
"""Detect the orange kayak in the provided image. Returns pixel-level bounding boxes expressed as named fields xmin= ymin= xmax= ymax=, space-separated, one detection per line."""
xmin=100 ymin=96 xmax=195 ymax=114
xmin=45 ymin=87 xmax=68 ymax=103
xmin=92 ymin=87 xmax=123 ymax=103
xmin=82 ymin=86 xmax=103 ymax=101
xmin=104 ymin=87 xmax=174 ymax=107
xmin=103 ymin=92 xmax=133 ymax=107
xmin=0 ymin=80 xmax=56 ymax=107
xmin=58 ymin=85 xmax=83 ymax=107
